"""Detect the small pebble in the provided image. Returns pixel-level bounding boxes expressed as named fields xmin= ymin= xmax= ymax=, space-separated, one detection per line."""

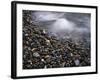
xmin=43 ymin=29 xmax=46 ymax=34
xmin=41 ymin=59 xmax=45 ymax=62
xmin=71 ymin=53 xmax=73 ymax=56
xmin=33 ymin=52 xmax=40 ymax=57
xmin=74 ymin=59 xmax=80 ymax=66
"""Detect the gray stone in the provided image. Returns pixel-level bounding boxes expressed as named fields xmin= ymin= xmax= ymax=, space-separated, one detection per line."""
xmin=33 ymin=52 xmax=40 ymax=57
xmin=74 ymin=59 xmax=80 ymax=66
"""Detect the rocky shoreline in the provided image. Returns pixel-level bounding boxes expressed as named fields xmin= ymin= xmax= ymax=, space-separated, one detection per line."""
xmin=23 ymin=10 xmax=91 ymax=69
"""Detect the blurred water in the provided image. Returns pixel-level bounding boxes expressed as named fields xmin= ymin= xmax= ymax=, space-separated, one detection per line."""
xmin=32 ymin=11 xmax=91 ymax=43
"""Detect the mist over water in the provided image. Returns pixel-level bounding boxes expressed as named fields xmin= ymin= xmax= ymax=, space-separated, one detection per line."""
xmin=50 ymin=18 xmax=75 ymax=33
xmin=33 ymin=11 xmax=65 ymax=21
xmin=32 ymin=11 xmax=91 ymax=42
